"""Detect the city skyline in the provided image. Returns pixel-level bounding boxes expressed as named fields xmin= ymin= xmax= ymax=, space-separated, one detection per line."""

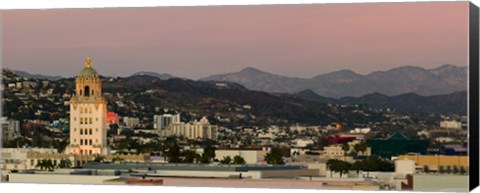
xmin=3 ymin=2 xmax=469 ymax=79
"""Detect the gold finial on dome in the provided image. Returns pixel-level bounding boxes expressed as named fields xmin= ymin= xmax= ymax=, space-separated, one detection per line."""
xmin=85 ymin=57 xmax=92 ymax=68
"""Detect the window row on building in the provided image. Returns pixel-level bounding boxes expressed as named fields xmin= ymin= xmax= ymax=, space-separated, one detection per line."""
xmin=78 ymin=128 xmax=98 ymax=135
xmin=79 ymin=117 xmax=99 ymax=124
xmin=80 ymin=107 xmax=94 ymax=114
xmin=77 ymin=138 xmax=98 ymax=146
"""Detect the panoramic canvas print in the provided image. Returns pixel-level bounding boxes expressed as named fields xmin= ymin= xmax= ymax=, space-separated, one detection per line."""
xmin=0 ymin=1 xmax=475 ymax=192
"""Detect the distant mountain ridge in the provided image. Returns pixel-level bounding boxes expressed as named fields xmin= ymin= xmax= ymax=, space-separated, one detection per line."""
xmin=130 ymin=71 xmax=175 ymax=80
xmin=295 ymin=89 xmax=467 ymax=115
xmin=9 ymin=64 xmax=467 ymax=98
xmin=202 ymin=64 xmax=467 ymax=98
xmin=13 ymin=70 xmax=65 ymax=81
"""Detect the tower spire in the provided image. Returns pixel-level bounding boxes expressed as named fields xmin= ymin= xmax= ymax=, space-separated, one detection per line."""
xmin=85 ymin=57 xmax=92 ymax=68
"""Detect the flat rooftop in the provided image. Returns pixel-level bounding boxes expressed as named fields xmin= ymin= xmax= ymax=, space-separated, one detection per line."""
xmin=82 ymin=162 xmax=302 ymax=172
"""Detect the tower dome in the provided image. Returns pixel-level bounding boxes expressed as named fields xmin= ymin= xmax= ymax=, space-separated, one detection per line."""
xmin=79 ymin=57 xmax=98 ymax=76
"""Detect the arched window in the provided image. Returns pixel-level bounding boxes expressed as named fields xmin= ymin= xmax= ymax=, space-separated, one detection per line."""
xmin=80 ymin=139 xmax=83 ymax=145
xmin=80 ymin=129 xmax=83 ymax=135
xmin=80 ymin=90 xmax=82 ymax=96
xmin=89 ymin=139 xmax=92 ymax=145
xmin=84 ymin=86 xmax=90 ymax=96
xmin=89 ymin=129 xmax=92 ymax=135
xmin=92 ymin=90 xmax=95 ymax=96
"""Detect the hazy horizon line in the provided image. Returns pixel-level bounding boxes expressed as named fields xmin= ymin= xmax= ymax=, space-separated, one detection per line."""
xmin=3 ymin=63 xmax=467 ymax=80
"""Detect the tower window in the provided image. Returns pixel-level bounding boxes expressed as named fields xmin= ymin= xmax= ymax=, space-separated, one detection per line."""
xmin=80 ymin=129 xmax=83 ymax=135
xmin=89 ymin=118 xmax=93 ymax=124
xmin=89 ymin=139 xmax=92 ymax=145
xmin=92 ymin=90 xmax=95 ymax=96
xmin=80 ymin=118 xmax=84 ymax=124
xmin=89 ymin=129 xmax=92 ymax=135
xmin=80 ymin=139 xmax=83 ymax=145
xmin=84 ymin=86 xmax=90 ymax=97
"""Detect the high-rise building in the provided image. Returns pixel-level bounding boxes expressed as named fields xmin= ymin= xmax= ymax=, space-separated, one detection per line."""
xmin=153 ymin=113 xmax=180 ymax=129
xmin=1 ymin=117 xmax=20 ymax=142
xmin=160 ymin=117 xmax=217 ymax=140
xmin=66 ymin=58 xmax=110 ymax=155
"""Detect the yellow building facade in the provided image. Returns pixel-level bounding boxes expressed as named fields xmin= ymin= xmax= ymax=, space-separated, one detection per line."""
xmin=398 ymin=155 xmax=468 ymax=170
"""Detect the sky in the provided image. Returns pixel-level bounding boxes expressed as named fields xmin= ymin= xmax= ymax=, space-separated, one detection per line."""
xmin=2 ymin=2 xmax=470 ymax=79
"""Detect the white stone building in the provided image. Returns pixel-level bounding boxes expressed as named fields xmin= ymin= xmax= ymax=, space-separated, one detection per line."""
xmin=153 ymin=113 xmax=180 ymax=129
xmin=160 ymin=117 xmax=217 ymax=140
xmin=65 ymin=57 xmax=109 ymax=155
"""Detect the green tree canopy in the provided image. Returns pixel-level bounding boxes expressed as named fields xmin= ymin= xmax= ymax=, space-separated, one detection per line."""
xmin=233 ymin=155 xmax=246 ymax=165
xmin=264 ymin=147 xmax=285 ymax=165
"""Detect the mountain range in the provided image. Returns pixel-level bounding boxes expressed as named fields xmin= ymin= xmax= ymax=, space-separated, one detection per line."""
xmin=201 ymin=64 xmax=467 ymax=98
xmin=9 ymin=64 xmax=467 ymax=98
xmin=294 ymin=89 xmax=467 ymax=115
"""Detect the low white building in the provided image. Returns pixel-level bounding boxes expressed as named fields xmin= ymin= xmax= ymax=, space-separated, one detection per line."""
xmin=293 ymin=139 xmax=314 ymax=148
xmin=440 ymin=120 xmax=462 ymax=129
xmin=394 ymin=159 xmax=415 ymax=177
xmin=323 ymin=140 xmax=371 ymax=159
xmin=160 ymin=117 xmax=217 ymax=140
xmin=122 ymin=117 xmax=140 ymax=128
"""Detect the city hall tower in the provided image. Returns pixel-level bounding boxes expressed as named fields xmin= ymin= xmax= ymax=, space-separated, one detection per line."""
xmin=66 ymin=57 xmax=110 ymax=155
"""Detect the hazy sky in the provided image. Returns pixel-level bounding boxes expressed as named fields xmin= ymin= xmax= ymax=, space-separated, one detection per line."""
xmin=3 ymin=2 xmax=469 ymax=79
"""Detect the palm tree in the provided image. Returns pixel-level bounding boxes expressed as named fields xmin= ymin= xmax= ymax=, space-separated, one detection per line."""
xmin=36 ymin=159 xmax=55 ymax=171
xmin=327 ymin=159 xmax=351 ymax=178
xmin=58 ymin=159 xmax=72 ymax=168
xmin=341 ymin=143 xmax=350 ymax=161
xmin=351 ymin=161 xmax=362 ymax=178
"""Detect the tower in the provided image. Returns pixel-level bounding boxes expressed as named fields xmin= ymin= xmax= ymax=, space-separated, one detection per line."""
xmin=67 ymin=57 xmax=110 ymax=155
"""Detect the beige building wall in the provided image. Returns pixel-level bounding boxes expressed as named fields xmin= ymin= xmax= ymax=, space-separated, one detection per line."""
xmin=412 ymin=175 xmax=468 ymax=191
xmin=307 ymin=162 xmax=327 ymax=176
xmin=215 ymin=150 xmax=267 ymax=164
xmin=398 ymin=155 xmax=468 ymax=170
xmin=395 ymin=159 xmax=415 ymax=176
xmin=8 ymin=173 xmax=119 ymax=184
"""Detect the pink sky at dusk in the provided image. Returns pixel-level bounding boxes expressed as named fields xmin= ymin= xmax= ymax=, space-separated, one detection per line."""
xmin=2 ymin=2 xmax=469 ymax=79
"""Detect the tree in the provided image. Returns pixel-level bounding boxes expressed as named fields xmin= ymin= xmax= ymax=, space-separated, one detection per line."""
xmin=341 ymin=143 xmax=350 ymax=161
xmin=58 ymin=159 xmax=72 ymax=168
xmin=359 ymin=143 xmax=368 ymax=154
xmin=354 ymin=156 xmax=393 ymax=178
xmin=264 ymin=147 xmax=285 ymax=165
xmin=351 ymin=161 xmax=362 ymax=178
xmin=220 ymin=156 xmax=232 ymax=164
xmin=181 ymin=150 xmax=198 ymax=163
xmin=327 ymin=159 xmax=351 ymax=178
xmin=112 ymin=156 xmax=125 ymax=163
xmin=353 ymin=143 xmax=361 ymax=158
xmin=36 ymin=159 xmax=55 ymax=171
xmin=203 ymin=144 xmax=216 ymax=163
xmin=423 ymin=165 xmax=430 ymax=173
xmin=93 ymin=155 xmax=105 ymax=162
xmin=166 ymin=141 xmax=182 ymax=163
xmin=233 ymin=155 xmax=246 ymax=165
